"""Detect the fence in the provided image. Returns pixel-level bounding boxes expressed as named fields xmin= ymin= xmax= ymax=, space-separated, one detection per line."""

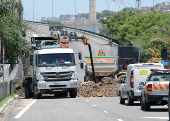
xmin=0 ymin=79 xmax=20 ymax=102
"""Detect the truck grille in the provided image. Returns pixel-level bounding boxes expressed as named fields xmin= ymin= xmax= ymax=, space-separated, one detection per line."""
xmin=41 ymin=71 xmax=74 ymax=81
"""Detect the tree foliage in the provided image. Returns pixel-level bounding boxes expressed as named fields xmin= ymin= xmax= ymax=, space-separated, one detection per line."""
xmin=0 ymin=0 xmax=35 ymax=72
xmin=99 ymin=10 xmax=170 ymax=62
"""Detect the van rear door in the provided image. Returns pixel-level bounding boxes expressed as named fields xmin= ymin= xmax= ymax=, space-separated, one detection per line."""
xmin=133 ymin=65 xmax=164 ymax=96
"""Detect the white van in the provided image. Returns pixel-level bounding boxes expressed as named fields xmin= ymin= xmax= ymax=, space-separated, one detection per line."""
xmin=119 ymin=63 xmax=164 ymax=105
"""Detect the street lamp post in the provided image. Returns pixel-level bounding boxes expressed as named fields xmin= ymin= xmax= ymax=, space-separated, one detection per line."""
xmin=52 ymin=0 xmax=53 ymax=19
xmin=74 ymin=0 xmax=76 ymax=31
xmin=33 ymin=0 xmax=34 ymax=22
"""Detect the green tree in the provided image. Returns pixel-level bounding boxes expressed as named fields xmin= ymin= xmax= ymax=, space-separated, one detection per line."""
xmin=99 ymin=10 xmax=170 ymax=62
xmin=0 ymin=0 xmax=35 ymax=72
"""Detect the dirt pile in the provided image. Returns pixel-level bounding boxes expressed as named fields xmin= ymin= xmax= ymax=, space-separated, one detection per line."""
xmin=15 ymin=79 xmax=25 ymax=97
xmin=77 ymin=77 xmax=122 ymax=97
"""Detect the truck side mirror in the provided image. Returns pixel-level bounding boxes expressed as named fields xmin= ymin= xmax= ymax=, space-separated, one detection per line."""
xmin=78 ymin=52 xmax=82 ymax=60
xmin=80 ymin=62 xmax=83 ymax=69
xmin=30 ymin=55 xmax=33 ymax=65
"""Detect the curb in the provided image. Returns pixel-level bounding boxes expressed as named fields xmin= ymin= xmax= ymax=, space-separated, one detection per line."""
xmin=0 ymin=95 xmax=19 ymax=113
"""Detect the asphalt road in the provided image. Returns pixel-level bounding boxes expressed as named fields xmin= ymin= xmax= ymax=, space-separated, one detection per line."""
xmin=5 ymin=24 xmax=169 ymax=121
xmin=7 ymin=97 xmax=168 ymax=121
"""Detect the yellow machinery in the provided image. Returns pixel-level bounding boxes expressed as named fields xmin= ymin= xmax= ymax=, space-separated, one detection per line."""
xmin=143 ymin=48 xmax=162 ymax=63
xmin=83 ymin=37 xmax=90 ymax=45
xmin=98 ymin=49 xmax=105 ymax=56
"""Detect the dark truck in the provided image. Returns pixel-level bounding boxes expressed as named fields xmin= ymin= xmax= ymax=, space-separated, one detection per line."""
xmin=49 ymin=23 xmax=63 ymax=31
xmin=110 ymin=46 xmax=140 ymax=78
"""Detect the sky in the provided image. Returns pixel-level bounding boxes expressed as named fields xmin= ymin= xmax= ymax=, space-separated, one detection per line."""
xmin=22 ymin=0 xmax=170 ymax=22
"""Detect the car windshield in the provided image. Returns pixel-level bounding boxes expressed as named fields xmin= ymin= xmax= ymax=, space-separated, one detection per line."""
xmin=150 ymin=74 xmax=170 ymax=81
xmin=38 ymin=53 xmax=75 ymax=67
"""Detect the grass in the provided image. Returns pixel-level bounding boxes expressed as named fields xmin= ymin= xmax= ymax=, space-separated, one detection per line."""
xmin=0 ymin=94 xmax=16 ymax=108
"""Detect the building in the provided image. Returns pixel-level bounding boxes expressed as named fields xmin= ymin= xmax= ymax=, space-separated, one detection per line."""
xmin=51 ymin=17 xmax=58 ymax=21
xmin=139 ymin=7 xmax=151 ymax=13
xmin=59 ymin=15 xmax=75 ymax=21
xmin=154 ymin=2 xmax=170 ymax=11
xmin=41 ymin=17 xmax=46 ymax=22
xmin=47 ymin=17 xmax=51 ymax=21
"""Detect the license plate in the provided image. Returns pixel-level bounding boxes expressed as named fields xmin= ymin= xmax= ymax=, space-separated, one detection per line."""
xmin=163 ymin=96 xmax=168 ymax=100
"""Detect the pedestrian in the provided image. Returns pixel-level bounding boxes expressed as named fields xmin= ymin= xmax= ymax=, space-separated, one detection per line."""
xmin=124 ymin=62 xmax=129 ymax=70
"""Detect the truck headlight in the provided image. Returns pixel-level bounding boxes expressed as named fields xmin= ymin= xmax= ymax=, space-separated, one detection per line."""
xmin=38 ymin=83 xmax=46 ymax=88
xmin=36 ymin=74 xmax=44 ymax=81
xmin=70 ymin=82 xmax=77 ymax=87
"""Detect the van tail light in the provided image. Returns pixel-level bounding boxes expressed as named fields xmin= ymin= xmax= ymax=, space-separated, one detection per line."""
xmin=130 ymin=71 xmax=134 ymax=88
xmin=147 ymin=84 xmax=152 ymax=91
xmin=118 ymin=56 xmax=119 ymax=60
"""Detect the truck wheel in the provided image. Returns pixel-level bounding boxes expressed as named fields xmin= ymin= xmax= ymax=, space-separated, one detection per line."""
xmin=127 ymin=93 xmax=134 ymax=105
xmin=144 ymin=98 xmax=150 ymax=111
xmin=61 ymin=91 xmax=68 ymax=97
xmin=119 ymin=92 xmax=125 ymax=104
xmin=34 ymin=93 xmax=41 ymax=99
xmin=84 ymin=76 xmax=87 ymax=82
xmin=24 ymin=81 xmax=32 ymax=98
xmin=69 ymin=90 xmax=77 ymax=98
xmin=140 ymin=96 xmax=144 ymax=110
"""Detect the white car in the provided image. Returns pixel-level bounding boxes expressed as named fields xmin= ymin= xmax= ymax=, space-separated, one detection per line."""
xmin=140 ymin=69 xmax=170 ymax=111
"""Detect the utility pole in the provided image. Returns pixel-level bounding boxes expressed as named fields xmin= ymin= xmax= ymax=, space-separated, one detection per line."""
xmin=52 ymin=0 xmax=53 ymax=19
xmin=136 ymin=0 xmax=141 ymax=13
xmin=33 ymin=0 xmax=34 ymax=22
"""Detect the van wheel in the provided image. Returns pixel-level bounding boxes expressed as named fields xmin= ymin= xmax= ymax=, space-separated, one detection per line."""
xmin=119 ymin=92 xmax=125 ymax=104
xmin=127 ymin=93 xmax=134 ymax=105
xmin=140 ymin=96 xmax=144 ymax=110
xmin=144 ymin=97 xmax=150 ymax=111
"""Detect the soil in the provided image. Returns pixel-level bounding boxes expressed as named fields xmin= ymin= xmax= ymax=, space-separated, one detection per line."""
xmin=15 ymin=77 xmax=123 ymax=98
xmin=77 ymin=77 xmax=122 ymax=97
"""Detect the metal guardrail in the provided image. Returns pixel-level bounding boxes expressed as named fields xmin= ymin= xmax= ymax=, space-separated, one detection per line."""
xmin=24 ymin=20 xmax=125 ymax=46
xmin=0 ymin=79 xmax=20 ymax=102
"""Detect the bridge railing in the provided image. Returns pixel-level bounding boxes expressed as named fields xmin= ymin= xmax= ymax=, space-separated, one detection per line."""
xmin=24 ymin=20 xmax=124 ymax=45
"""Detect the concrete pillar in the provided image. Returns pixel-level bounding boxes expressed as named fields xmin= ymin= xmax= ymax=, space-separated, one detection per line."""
xmin=89 ymin=0 xmax=96 ymax=21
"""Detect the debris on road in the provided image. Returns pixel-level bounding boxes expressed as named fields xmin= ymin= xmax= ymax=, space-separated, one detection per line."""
xmin=78 ymin=77 xmax=122 ymax=97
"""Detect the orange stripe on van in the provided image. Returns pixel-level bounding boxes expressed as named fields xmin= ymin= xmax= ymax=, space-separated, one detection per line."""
xmin=153 ymin=84 xmax=168 ymax=89
xmin=153 ymin=84 xmax=157 ymax=89
xmin=159 ymin=84 xmax=163 ymax=89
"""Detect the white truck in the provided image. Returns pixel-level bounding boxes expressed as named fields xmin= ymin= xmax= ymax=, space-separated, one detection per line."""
xmin=119 ymin=63 xmax=164 ymax=105
xmin=24 ymin=37 xmax=82 ymax=99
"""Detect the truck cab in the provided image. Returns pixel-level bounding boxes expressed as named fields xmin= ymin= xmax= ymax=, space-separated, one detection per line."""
xmin=24 ymin=37 xmax=82 ymax=99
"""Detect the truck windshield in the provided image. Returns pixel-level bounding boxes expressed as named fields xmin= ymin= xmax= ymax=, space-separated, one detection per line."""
xmin=38 ymin=53 xmax=75 ymax=67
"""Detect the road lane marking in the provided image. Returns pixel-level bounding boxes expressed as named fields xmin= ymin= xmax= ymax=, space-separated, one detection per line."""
xmin=4 ymin=64 xmax=10 ymax=69
xmin=92 ymin=105 xmax=96 ymax=106
xmin=103 ymin=111 xmax=109 ymax=113
xmin=117 ymin=119 xmax=123 ymax=121
xmin=86 ymin=100 xmax=89 ymax=102
xmin=141 ymin=117 xmax=168 ymax=119
xmin=14 ymin=99 xmax=37 ymax=118
xmin=17 ymin=99 xmax=33 ymax=110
